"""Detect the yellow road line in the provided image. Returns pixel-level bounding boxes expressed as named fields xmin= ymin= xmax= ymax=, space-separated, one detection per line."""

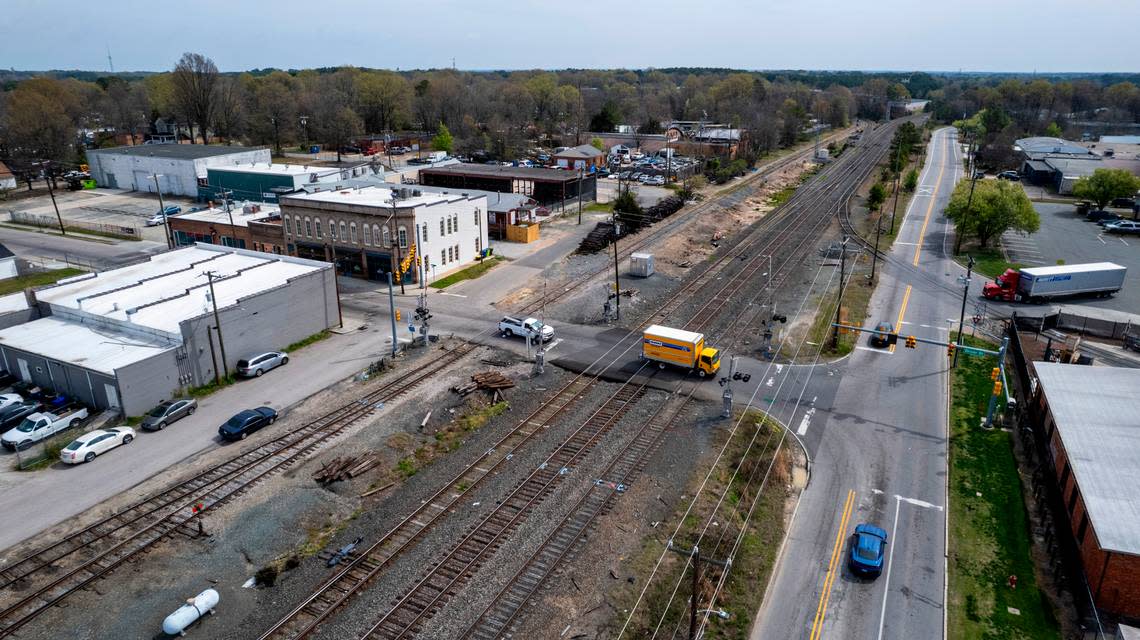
xmin=809 ymin=489 xmax=856 ymax=640
xmin=888 ymin=285 xmax=912 ymax=353
xmin=911 ymin=137 xmax=949 ymax=266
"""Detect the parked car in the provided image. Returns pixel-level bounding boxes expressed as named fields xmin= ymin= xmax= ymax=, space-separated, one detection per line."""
xmin=498 ymin=316 xmax=554 ymax=342
xmin=972 ymin=170 xmax=986 ymax=180
xmin=646 ymin=175 xmax=666 ymax=186
xmin=848 ymin=523 xmax=889 ymax=577
xmin=1111 ymin=197 xmax=1137 ymax=209
xmin=218 ymin=407 xmax=278 ymax=441
xmin=236 ymin=351 xmax=289 ymax=378
xmin=1 ymin=405 xmax=89 ymax=451
xmin=1105 ymin=220 xmax=1140 ymax=234
xmin=1087 ymin=209 xmax=1121 ymax=223
xmin=997 ymin=170 xmax=1021 ymax=181
xmin=141 ymin=398 xmax=198 ymax=431
xmin=60 ymin=427 xmax=135 ymax=464
xmin=0 ymin=393 xmax=23 ymax=412
xmin=145 ymin=213 xmax=167 ymax=227
xmin=0 ymin=401 xmax=40 ymax=430
xmin=1095 ymin=214 xmax=1124 ymax=226
xmin=869 ymin=321 xmax=894 ymax=348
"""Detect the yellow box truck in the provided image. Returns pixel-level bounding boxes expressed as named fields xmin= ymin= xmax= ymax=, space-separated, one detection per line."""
xmin=641 ymin=325 xmax=721 ymax=377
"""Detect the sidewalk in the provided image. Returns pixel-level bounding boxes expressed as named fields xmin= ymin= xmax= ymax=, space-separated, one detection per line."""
xmin=0 ymin=326 xmax=382 ymax=550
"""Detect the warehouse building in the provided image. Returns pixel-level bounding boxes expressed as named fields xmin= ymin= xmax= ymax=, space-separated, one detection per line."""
xmin=198 ymin=162 xmax=380 ymax=203
xmin=1033 ymin=363 xmax=1140 ymax=619
xmin=419 ymin=163 xmax=595 ymax=208
xmin=87 ymin=144 xmax=270 ymax=197
xmin=279 ymin=186 xmax=488 ymax=283
xmin=0 ymin=245 xmax=337 ymax=416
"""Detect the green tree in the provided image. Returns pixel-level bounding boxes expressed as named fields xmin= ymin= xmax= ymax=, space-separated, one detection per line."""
xmin=868 ymin=183 xmax=887 ymax=213
xmin=613 ymin=188 xmax=644 ymax=231
xmin=589 ymin=137 xmax=605 ymax=151
xmin=904 ymin=168 xmax=919 ymax=192
xmin=588 ymin=102 xmax=620 ymax=133
xmin=945 ymin=180 xmax=1039 ymax=249
xmin=432 ymin=123 xmax=454 ymax=154
xmin=1072 ymin=168 xmax=1140 ymax=211
xmin=1044 ymin=122 xmax=1063 ymax=138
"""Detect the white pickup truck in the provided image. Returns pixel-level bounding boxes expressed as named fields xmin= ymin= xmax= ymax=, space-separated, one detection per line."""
xmin=1 ymin=406 xmax=89 ymax=451
xmin=498 ymin=316 xmax=555 ymax=343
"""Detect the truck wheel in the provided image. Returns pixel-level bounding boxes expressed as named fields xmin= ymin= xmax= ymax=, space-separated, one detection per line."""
xmin=84 ymin=452 xmax=95 ymax=463
xmin=658 ymin=362 xmax=666 ymax=369
xmin=506 ymin=329 xmax=514 ymax=337
xmin=698 ymin=370 xmax=707 ymax=378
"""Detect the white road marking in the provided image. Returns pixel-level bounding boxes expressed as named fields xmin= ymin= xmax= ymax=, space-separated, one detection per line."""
xmin=877 ymin=498 xmax=902 ymax=640
xmin=543 ymin=338 xmax=564 ymax=353
xmin=437 ymin=291 xmax=468 ymax=298
xmin=775 ymin=364 xmax=784 ymax=374
xmin=894 ymin=242 xmax=921 ymax=246
xmin=855 ymin=345 xmax=892 ymax=354
xmin=766 ymin=377 xmax=774 ymax=387
xmin=1097 ymin=234 xmax=1107 ymax=245
xmin=898 ymin=494 xmax=945 ymax=510
xmin=1121 ymin=238 xmax=1130 ymax=246
xmin=796 ymin=407 xmax=816 ymax=436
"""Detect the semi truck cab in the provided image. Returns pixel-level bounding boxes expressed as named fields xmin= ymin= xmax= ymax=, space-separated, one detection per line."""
xmin=982 ymin=269 xmax=1019 ymax=301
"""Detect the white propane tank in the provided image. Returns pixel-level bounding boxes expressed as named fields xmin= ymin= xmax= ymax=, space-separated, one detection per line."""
xmin=162 ymin=588 xmax=219 ymax=636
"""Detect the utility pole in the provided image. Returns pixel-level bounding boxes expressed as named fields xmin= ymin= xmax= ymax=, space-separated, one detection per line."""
xmin=829 ymin=236 xmax=849 ymax=351
xmin=577 ymin=167 xmax=584 ymax=225
xmin=202 ymin=271 xmax=229 ymax=380
xmin=954 ymin=255 xmax=975 ymax=368
xmin=387 ymin=271 xmax=398 ymax=357
xmin=35 ymin=162 xmax=66 ymax=235
xmin=889 ymin=141 xmax=902 ymax=234
xmin=667 ymin=540 xmax=730 ymax=640
xmin=612 ymin=210 xmax=622 ymax=321
xmin=870 ymin=215 xmax=883 ymax=282
xmin=152 ymin=173 xmax=173 ymax=249
xmin=955 ymin=135 xmax=980 ymax=255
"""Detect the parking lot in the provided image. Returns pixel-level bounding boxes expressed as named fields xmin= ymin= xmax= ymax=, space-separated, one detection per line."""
xmin=4 ymin=189 xmax=198 ymax=243
xmin=999 ymin=201 xmax=1140 ymax=313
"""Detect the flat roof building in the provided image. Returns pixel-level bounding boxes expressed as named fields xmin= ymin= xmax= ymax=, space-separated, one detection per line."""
xmin=169 ymin=202 xmax=286 ymax=255
xmin=1033 ymin=362 xmax=1140 ymax=618
xmin=0 ymin=245 xmax=337 ymax=416
xmin=419 ymin=163 xmax=595 ymax=208
xmin=87 ymin=144 xmax=271 ymax=197
xmin=199 ymin=162 xmax=380 ymax=203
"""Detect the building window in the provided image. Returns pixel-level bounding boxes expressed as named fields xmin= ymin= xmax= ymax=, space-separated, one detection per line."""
xmin=304 ymin=217 xmax=312 ymax=237
xmin=453 ymin=214 xmax=459 ymax=232
xmin=422 ymin=224 xmax=428 ymax=243
xmin=1067 ymin=486 xmax=1079 ymax=515
xmin=363 ymin=224 xmax=372 ymax=245
xmin=440 ymin=219 xmax=445 ymax=236
xmin=474 ymin=209 xmax=479 ymax=226
xmin=454 ymin=243 xmax=459 ymax=261
xmin=1077 ymin=513 xmax=1089 ymax=544
xmin=330 ymin=220 xmax=337 ymax=239
xmin=441 ymin=249 xmax=446 ymax=265
xmin=447 ymin=246 xmax=453 ymax=262
xmin=1060 ymin=462 xmax=1071 ymax=488
xmin=475 ymin=237 xmax=481 ymax=254
xmin=398 ymin=226 xmax=408 ymax=248
xmin=350 ymin=223 xmax=357 ymax=244
xmin=314 ymin=218 xmax=322 ymax=239
xmin=283 ymin=216 xmax=292 ymax=236
xmin=382 ymin=226 xmax=390 ymax=246
xmin=373 ymin=225 xmax=381 ymax=247
xmin=340 ymin=221 xmax=347 ymax=241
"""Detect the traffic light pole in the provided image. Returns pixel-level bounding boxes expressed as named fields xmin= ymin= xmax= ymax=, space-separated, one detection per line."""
xmin=985 ymin=336 xmax=1010 ymax=428
xmin=387 ymin=271 xmax=398 ymax=357
xmin=954 ymin=255 xmax=975 ymax=368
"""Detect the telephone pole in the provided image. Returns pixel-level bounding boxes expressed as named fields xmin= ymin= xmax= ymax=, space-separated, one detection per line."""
xmin=152 ymin=173 xmax=173 ymax=249
xmin=667 ymin=540 xmax=730 ymax=640
xmin=612 ymin=210 xmax=622 ymax=321
xmin=954 ymin=255 xmax=975 ymax=368
xmin=870 ymin=215 xmax=883 ymax=282
xmin=829 ymin=236 xmax=849 ymax=351
xmin=955 ymin=135 xmax=980 ymax=255
xmin=202 ymin=271 xmax=229 ymax=380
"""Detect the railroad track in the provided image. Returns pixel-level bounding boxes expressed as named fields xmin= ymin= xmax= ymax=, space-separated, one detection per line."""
xmin=257 ymin=121 xmax=904 ymax=640
xmin=0 ymin=342 xmax=478 ymax=639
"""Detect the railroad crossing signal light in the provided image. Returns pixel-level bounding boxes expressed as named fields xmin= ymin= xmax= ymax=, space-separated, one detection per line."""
xmin=905 ymin=335 xmax=917 ymax=349
xmin=395 ymin=309 xmax=401 ymax=322
xmin=947 ymin=342 xmax=956 ymax=357
xmin=991 ymin=367 xmax=1000 ymax=381
xmin=993 ymin=380 xmax=1003 ymax=396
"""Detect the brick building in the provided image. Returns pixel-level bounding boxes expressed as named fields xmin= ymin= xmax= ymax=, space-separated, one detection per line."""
xmin=419 ymin=164 xmax=595 ymax=209
xmin=169 ymin=202 xmax=285 ymax=254
xmin=1034 ymin=363 xmax=1140 ymax=619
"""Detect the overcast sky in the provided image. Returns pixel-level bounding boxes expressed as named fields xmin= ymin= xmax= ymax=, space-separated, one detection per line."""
xmin=3 ymin=0 xmax=1137 ymax=73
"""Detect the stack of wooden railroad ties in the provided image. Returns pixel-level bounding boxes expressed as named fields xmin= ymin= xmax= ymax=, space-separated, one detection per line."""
xmin=312 ymin=453 xmax=381 ymax=484
xmin=451 ymin=371 xmax=515 ymax=403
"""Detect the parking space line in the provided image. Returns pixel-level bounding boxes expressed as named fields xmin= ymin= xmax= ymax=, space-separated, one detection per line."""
xmin=1121 ymin=238 xmax=1130 ymax=246
xmin=1097 ymin=234 xmax=1107 ymax=245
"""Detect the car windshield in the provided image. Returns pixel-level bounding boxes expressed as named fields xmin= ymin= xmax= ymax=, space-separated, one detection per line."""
xmin=15 ymin=418 xmax=38 ymax=433
xmin=148 ymin=404 xmax=171 ymax=418
xmin=64 ymin=440 xmax=83 ymax=451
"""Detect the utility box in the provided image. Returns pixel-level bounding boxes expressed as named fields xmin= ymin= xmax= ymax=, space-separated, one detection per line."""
xmin=630 ymin=252 xmax=655 ymax=278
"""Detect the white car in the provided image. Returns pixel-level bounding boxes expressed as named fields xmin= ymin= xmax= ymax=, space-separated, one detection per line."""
xmin=0 ymin=393 xmax=23 ymax=412
xmin=145 ymin=213 xmax=167 ymax=227
xmin=60 ymin=427 xmax=135 ymax=464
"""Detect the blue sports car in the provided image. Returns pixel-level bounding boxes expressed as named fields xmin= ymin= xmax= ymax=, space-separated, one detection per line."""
xmin=849 ymin=523 xmax=888 ymax=577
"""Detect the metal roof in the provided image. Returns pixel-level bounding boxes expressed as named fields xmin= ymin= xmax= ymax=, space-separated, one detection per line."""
xmin=1015 ymin=137 xmax=1092 ymax=156
xmin=1034 ymin=362 xmax=1140 ymax=556
xmin=88 ymin=144 xmax=266 ymax=161
xmin=421 ymin=163 xmax=583 ymax=182
xmin=0 ymin=316 xmax=175 ymax=375
xmin=1021 ymin=262 xmax=1124 ymax=277
xmin=1044 ymin=157 xmax=1102 ymax=178
xmin=554 ymin=144 xmax=605 ymax=159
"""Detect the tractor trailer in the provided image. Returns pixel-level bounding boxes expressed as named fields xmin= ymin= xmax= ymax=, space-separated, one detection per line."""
xmin=641 ymin=325 xmax=721 ymax=377
xmin=982 ymin=262 xmax=1126 ymax=303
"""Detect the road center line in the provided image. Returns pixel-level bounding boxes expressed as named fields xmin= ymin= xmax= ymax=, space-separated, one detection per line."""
xmin=810 ymin=489 xmax=855 ymax=640
xmin=888 ymin=285 xmax=912 ymax=353
xmin=911 ymin=145 xmax=948 ymax=266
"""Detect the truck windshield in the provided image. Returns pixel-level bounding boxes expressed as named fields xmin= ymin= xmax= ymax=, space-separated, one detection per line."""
xmin=16 ymin=418 xmax=38 ymax=433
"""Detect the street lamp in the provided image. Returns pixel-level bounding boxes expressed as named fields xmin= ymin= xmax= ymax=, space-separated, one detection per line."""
xmin=299 ymin=115 xmax=309 ymax=145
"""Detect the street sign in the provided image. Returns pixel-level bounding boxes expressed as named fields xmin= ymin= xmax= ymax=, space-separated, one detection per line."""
xmin=958 ymin=345 xmax=988 ymax=357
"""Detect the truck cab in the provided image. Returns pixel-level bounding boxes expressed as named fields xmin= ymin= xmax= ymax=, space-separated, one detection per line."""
xmin=698 ymin=348 xmax=721 ymax=376
xmin=982 ymin=269 xmax=1019 ymax=301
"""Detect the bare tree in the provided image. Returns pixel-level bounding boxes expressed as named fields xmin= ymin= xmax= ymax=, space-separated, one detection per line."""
xmin=171 ymin=52 xmax=220 ymax=144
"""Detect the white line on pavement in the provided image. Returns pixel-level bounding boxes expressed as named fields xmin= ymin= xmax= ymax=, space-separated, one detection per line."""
xmin=544 ymin=338 xmax=564 ymax=353
xmin=855 ymin=345 xmax=892 ymax=354
xmin=898 ymin=495 xmax=944 ymax=510
xmin=795 ymin=406 xmax=816 ymax=436
xmin=1121 ymin=238 xmax=1130 ymax=246
xmin=437 ymin=292 xmax=468 ymax=298
xmin=1097 ymin=234 xmax=1107 ymax=245
xmin=877 ymin=498 xmax=903 ymax=640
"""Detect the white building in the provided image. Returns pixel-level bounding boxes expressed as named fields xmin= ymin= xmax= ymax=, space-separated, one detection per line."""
xmin=0 ymin=244 xmax=16 ymax=280
xmin=87 ymin=144 xmax=271 ymax=197
xmin=279 ymin=186 xmax=488 ymax=285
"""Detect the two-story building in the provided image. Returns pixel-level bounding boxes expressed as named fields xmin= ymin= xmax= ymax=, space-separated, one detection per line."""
xmin=278 ymin=186 xmax=488 ymax=284
xmin=169 ymin=202 xmax=286 ymax=255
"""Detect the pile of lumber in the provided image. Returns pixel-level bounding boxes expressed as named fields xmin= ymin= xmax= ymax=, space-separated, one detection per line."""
xmin=312 ymin=453 xmax=380 ymax=484
xmin=576 ymin=222 xmax=617 ymax=254
xmin=451 ymin=371 xmax=515 ymax=397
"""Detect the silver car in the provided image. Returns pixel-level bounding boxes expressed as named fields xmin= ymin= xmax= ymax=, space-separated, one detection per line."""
xmin=236 ymin=351 xmax=289 ymax=378
xmin=141 ymin=398 xmax=198 ymax=431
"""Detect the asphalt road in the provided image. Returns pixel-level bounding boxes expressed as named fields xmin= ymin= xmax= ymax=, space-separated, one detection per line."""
xmin=0 ymin=225 xmax=167 ymax=270
xmin=753 ymin=128 xmax=965 ymax=640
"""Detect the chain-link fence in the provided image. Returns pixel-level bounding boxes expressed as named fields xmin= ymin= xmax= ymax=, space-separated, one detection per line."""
xmin=10 ymin=210 xmax=140 ymax=240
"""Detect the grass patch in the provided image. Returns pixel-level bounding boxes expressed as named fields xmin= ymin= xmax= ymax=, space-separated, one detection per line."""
xmin=585 ymin=201 xmax=614 ymax=213
xmin=430 ymin=256 xmax=503 ymax=289
xmin=3 ymin=221 xmax=140 ymax=241
xmin=955 ymin=245 xmax=1023 ymax=280
xmin=768 ymin=185 xmax=797 ymax=207
xmin=284 ymin=329 xmax=331 ymax=353
xmin=947 ymin=336 xmax=1060 ymax=640
xmin=187 ymin=374 xmax=236 ymax=398
xmin=806 ymin=263 xmax=875 ymax=357
xmin=610 ymin=412 xmax=792 ymax=638
xmin=0 ymin=268 xmax=86 ymax=296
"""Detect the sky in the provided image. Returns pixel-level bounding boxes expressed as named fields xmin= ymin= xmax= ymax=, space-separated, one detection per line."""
xmin=3 ymin=0 xmax=1138 ymax=74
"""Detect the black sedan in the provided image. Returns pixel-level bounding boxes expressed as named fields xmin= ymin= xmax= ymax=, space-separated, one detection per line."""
xmin=218 ymin=407 xmax=278 ymax=441
xmin=0 ymin=401 xmax=41 ymax=431
xmin=869 ymin=322 xmax=895 ymax=348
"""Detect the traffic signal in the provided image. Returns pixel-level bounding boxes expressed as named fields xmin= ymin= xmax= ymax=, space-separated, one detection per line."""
xmin=905 ymin=335 xmax=917 ymax=349
xmin=886 ymin=333 xmax=898 ymax=346
xmin=395 ymin=309 xmax=402 ymax=322
xmin=991 ymin=367 xmax=1000 ymax=381
xmin=947 ymin=342 xmax=956 ymax=357
xmin=993 ymin=380 xmax=1003 ymax=396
